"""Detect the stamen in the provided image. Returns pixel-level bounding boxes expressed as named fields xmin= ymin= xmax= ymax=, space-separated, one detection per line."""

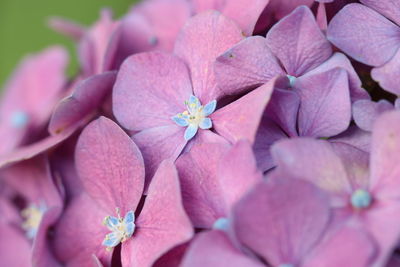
xmin=351 ymin=189 xmax=372 ymax=209
xmin=21 ymin=203 xmax=46 ymax=239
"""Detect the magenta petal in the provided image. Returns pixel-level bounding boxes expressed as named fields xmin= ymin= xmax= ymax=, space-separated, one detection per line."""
xmin=132 ymin=125 xmax=187 ymax=187
xmin=175 ymin=142 xmax=231 ymax=228
xmin=266 ymin=6 xmax=332 ymax=76
xmin=153 ymin=242 xmax=189 ymax=267
xmin=113 ymin=51 xmax=193 ymax=131
xmin=370 ymin=111 xmax=400 ymax=197
xmin=174 ymin=11 xmax=243 ymax=103
xmin=305 ymin=52 xmax=370 ymax=101
xmin=49 ymin=71 xmax=117 ymax=135
xmin=32 ymin=206 xmax=63 ymax=267
xmin=181 ymin=230 xmax=263 ymax=267
xmin=295 ymin=68 xmax=351 ymax=137
xmin=75 ymin=116 xmax=145 ymax=214
xmin=52 ymin=193 xmax=111 ymax=266
xmin=0 ymin=221 xmax=31 ymax=267
xmin=215 ymin=36 xmax=284 ymax=95
xmin=360 ymin=0 xmax=400 ymax=26
xmin=304 ymin=226 xmax=376 ymax=267
xmin=218 ymin=140 xmax=262 ymax=209
xmin=122 ymin=160 xmax=193 ymax=267
xmin=371 ymin=49 xmax=400 ymax=96
xmin=0 ymin=118 xmax=87 ymax=168
xmin=327 ymin=3 xmax=400 ymax=67
xmin=233 ymin=178 xmax=330 ymax=265
xmin=271 ymin=138 xmax=351 ymax=195
xmin=212 ymin=78 xmax=276 ymax=144
xmin=1 ymin=156 xmax=62 ymax=206
xmin=353 ymin=99 xmax=393 ymax=132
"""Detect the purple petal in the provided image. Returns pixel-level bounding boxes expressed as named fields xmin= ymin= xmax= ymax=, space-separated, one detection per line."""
xmin=305 ymin=52 xmax=370 ymax=102
xmin=370 ymin=111 xmax=400 ymax=198
xmin=327 ymin=3 xmax=400 ymax=67
xmin=371 ymin=49 xmax=400 ymax=96
xmin=360 ymin=0 xmax=400 ymax=26
xmin=76 ymin=117 xmax=145 ymax=215
xmin=212 ymin=78 xmax=276 ymax=144
xmin=174 ymin=11 xmax=243 ymax=103
xmin=295 ymin=68 xmax=351 ymax=137
xmin=266 ymin=6 xmax=332 ymax=76
xmin=304 ymin=226 xmax=376 ymax=267
xmin=329 ymin=125 xmax=371 ymax=153
xmin=181 ymin=230 xmax=263 ymax=267
xmin=175 ymin=142 xmax=231 ymax=228
xmin=215 ymin=36 xmax=284 ymax=95
xmin=271 ymin=138 xmax=351 ymax=197
xmin=0 ymin=221 xmax=31 ymax=266
xmin=49 ymin=71 xmax=116 ymax=135
xmin=113 ymin=51 xmax=193 ymax=131
xmin=353 ymin=99 xmax=394 ymax=132
xmin=233 ymin=178 xmax=330 ymax=265
xmin=122 ymin=160 xmax=193 ymax=267
xmin=218 ymin=140 xmax=263 ymax=210
xmin=132 ymin=125 xmax=187 ymax=188
xmin=52 ymin=193 xmax=111 ymax=266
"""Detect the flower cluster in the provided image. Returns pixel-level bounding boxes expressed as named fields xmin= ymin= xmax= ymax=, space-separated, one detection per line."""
xmin=1 ymin=0 xmax=400 ymax=266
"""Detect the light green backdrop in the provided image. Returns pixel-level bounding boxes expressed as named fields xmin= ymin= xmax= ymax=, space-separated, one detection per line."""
xmin=0 ymin=0 xmax=138 ymax=86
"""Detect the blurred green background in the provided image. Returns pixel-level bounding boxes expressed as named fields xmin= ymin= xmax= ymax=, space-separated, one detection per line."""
xmin=0 ymin=0 xmax=139 ymax=87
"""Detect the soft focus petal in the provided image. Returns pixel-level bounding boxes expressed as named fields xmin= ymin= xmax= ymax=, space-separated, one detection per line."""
xmin=360 ymin=0 xmax=400 ymax=26
xmin=181 ymin=230 xmax=263 ymax=267
xmin=266 ymin=6 xmax=332 ymax=76
xmin=215 ymin=36 xmax=284 ymax=95
xmin=49 ymin=71 xmax=116 ymax=135
xmin=75 ymin=117 xmax=145 ymax=214
xmin=122 ymin=160 xmax=193 ymax=267
xmin=327 ymin=3 xmax=400 ymax=66
xmin=0 ymin=221 xmax=31 ymax=267
xmin=113 ymin=51 xmax=193 ymax=131
xmin=174 ymin=11 xmax=243 ymax=103
xmin=233 ymin=178 xmax=330 ymax=265
xmin=353 ymin=99 xmax=393 ymax=132
xmin=295 ymin=68 xmax=351 ymax=137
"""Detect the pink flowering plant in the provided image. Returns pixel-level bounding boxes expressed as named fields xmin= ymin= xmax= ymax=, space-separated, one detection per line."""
xmin=1 ymin=0 xmax=400 ymax=266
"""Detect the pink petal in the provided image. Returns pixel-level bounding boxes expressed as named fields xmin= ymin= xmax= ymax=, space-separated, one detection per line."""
xmin=327 ymin=3 xmax=400 ymax=67
xmin=49 ymin=71 xmax=117 ymax=135
xmin=132 ymin=125 xmax=187 ymax=188
xmin=1 ymin=155 xmax=62 ymax=206
xmin=266 ymin=6 xmax=332 ymax=76
xmin=175 ymin=142 xmax=231 ymax=228
xmin=32 ymin=206 xmax=63 ymax=267
xmin=272 ymin=138 xmax=351 ymax=196
xmin=174 ymin=11 xmax=244 ymax=103
xmin=181 ymin=230 xmax=263 ymax=267
xmin=370 ymin=111 xmax=400 ymax=198
xmin=212 ymin=78 xmax=276 ymax=144
xmin=372 ymin=48 xmax=400 ymax=96
xmin=233 ymin=178 xmax=330 ymax=265
xmin=153 ymin=242 xmax=190 ymax=267
xmin=121 ymin=160 xmax=193 ymax=267
xmin=48 ymin=16 xmax=86 ymax=41
xmin=360 ymin=0 xmax=400 ymax=26
xmin=75 ymin=116 xmax=145 ymax=215
xmin=353 ymin=99 xmax=394 ymax=132
xmin=304 ymin=226 xmax=376 ymax=267
xmin=52 ymin=193 xmax=111 ymax=266
xmin=214 ymin=36 xmax=284 ymax=96
xmin=305 ymin=52 xmax=370 ymax=102
xmin=218 ymin=139 xmax=263 ymax=209
xmin=295 ymin=68 xmax=351 ymax=137
xmin=0 ymin=221 xmax=31 ymax=267
xmin=112 ymin=51 xmax=193 ymax=131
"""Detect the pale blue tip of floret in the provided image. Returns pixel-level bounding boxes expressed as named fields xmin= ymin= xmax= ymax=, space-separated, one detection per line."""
xmin=287 ymin=75 xmax=296 ymax=87
xmin=279 ymin=264 xmax=294 ymax=267
xmin=203 ymin=100 xmax=217 ymax=116
xmin=213 ymin=217 xmax=230 ymax=231
xmin=10 ymin=111 xmax=29 ymax=128
xmin=102 ymin=232 xmax=121 ymax=248
xmin=199 ymin=118 xmax=212 ymax=130
xmin=172 ymin=115 xmax=189 ymax=127
xmin=351 ymin=189 xmax=372 ymax=209
xmin=124 ymin=211 xmax=135 ymax=224
xmin=184 ymin=124 xmax=198 ymax=141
